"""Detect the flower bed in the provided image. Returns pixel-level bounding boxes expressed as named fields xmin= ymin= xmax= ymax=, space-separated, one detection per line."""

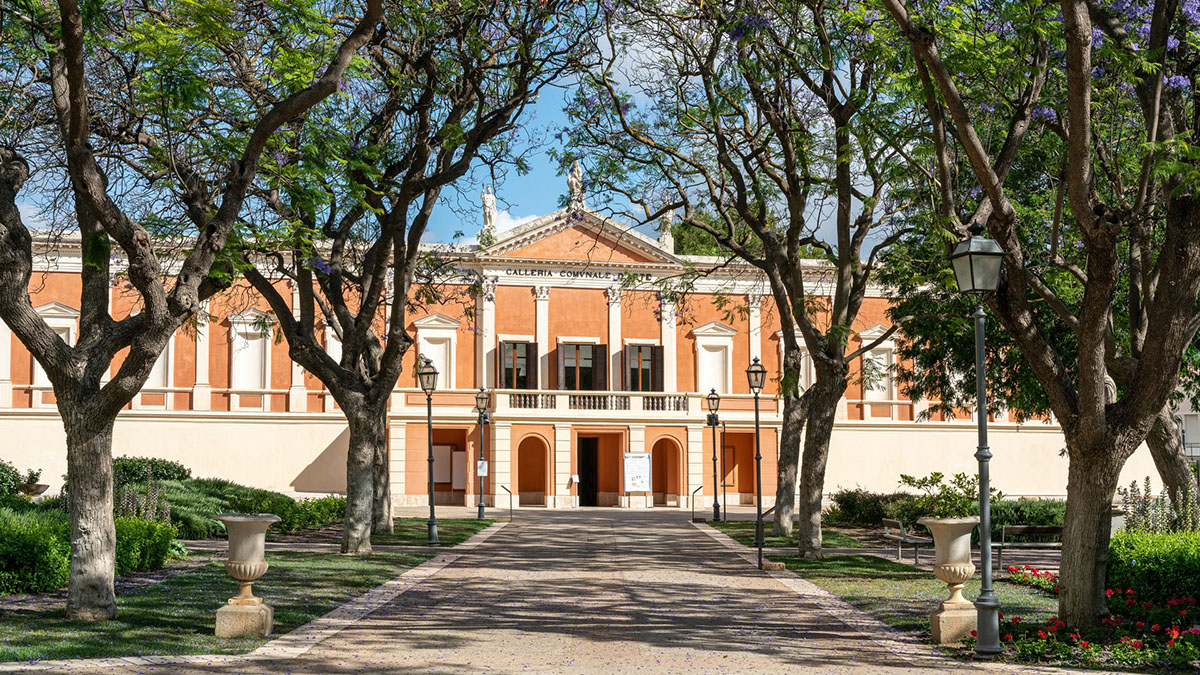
xmin=982 ymin=572 xmax=1200 ymax=669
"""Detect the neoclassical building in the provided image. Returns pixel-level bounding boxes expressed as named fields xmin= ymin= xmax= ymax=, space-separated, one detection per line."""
xmin=0 ymin=179 xmax=1168 ymax=510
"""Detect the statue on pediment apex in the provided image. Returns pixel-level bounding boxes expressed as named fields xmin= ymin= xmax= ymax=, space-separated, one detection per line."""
xmin=567 ymin=160 xmax=585 ymax=210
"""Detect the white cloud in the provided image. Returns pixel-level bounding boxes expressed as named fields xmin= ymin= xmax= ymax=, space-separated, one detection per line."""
xmin=492 ymin=209 xmax=540 ymax=234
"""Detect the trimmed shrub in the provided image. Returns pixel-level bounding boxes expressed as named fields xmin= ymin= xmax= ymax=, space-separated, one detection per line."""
xmin=145 ymin=478 xmax=345 ymax=539
xmin=1107 ymin=530 xmax=1200 ymax=603
xmin=0 ymin=460 xmax=19 ymax=497
xmin=114 ymin=518 xmax=177 ymax=575
xmin=989 ymin=499 xmax=1066 ymax=541
xmin=112 ymin=456 xmax=191 ymax=490
xmin=0 ymin=508 xmax=70 ymax=594
xmin=828 ymin=488 xmax=910 ymax=526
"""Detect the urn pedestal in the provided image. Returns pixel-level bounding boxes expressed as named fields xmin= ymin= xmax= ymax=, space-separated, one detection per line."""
xmin=918 ymin=516 xmax=980 ymax=645
xmin=214 ymin=513 xmax=280 ymax=638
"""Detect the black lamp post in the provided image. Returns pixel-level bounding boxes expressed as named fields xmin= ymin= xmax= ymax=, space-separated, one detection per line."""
xmin=746 ymin=357 xmax=767 ymax=570
xmin=475 ymin=388 xmax=490 ymax=520
xmin=950 ymin=222 xmax=1005 ymax=657
xmin=417 ymin=356 xmax=439 ymax=545
xmin=706 ymin=389 xmax=721 ymax=522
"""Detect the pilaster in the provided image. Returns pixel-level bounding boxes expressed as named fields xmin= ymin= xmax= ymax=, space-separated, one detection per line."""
xmin=388 ymin=420 xmax=406 ymax=515
xmin=0 ymin=317 xmax=11 ymax=407
xmin=553 ymin=423 xmax=575 ymax=508
xmin=661 ymin=299 xmax=677 ymax=393
xmin=687 ymin=425 xmax=705 ymax=503
xmin=748 ymin=294 xmax=762 ymax=365
xmin=288 ymin=283 xmax=307 ymax=412
xmin=493 ymin=422 xmax=512 ymax=508
xmin=478 ymin=277 xmax=497 ymax=389
xmin=192 ymin=302 xmax=211 ymax=411
xmin=535 ymin=285 xmax=550 ymax=389
xmin=607 ymin=286 xmax=622 ymax=391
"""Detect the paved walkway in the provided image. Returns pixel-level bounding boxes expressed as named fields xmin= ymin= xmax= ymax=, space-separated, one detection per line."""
xmin=37 ymin=510 xmax=1116 ymax=674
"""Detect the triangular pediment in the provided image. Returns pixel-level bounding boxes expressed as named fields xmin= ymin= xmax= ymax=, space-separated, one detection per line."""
xmin=33 ymin=301 xmax=79 ymax=318
xmin=858 ymin=324 xmax=892 ymax=340
xmin=484 ymin=208 xmax=683 ymax=266
xmin=412 ymin=312 xmax=461 ymax=330
xmin=692 ymin=320 xmax=738 ymax=337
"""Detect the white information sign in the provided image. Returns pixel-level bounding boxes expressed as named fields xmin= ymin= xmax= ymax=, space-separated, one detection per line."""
xmin=623 ymin=452 xmax=652 ymax=493
xmin=477 ymin=460 xmax=489 ymax=477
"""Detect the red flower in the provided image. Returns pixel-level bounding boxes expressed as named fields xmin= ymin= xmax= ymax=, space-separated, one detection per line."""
xmin=1004 ymin=634 xmax=1013 ymax=641
xmin=1168 ymin=639 xmax=1176 ymax=647
xmin=1081 ymin=640 xmax=1089 ymax=649
xmin=1048 ymin=624 xmax=1059 ymax=632
xmin=1152 ymin=624 xmax=1161 ymax=632
xmin=1106 ymin=589 xmax=1115 ymax=597
xmin=1008 ymin=565 xmax=1017 ymax=572
xmin=1012 ymin=617 xmax=1022 ymax=624
xmin=1136 ymin=622 xmax=1145 ymax=629
xmin=1182 ymin=610 xmax=1189 ymax=617
xmin=1127 ymin=589 xmax=1135 ymax=595
xmin=970 ymin=630 xmax=977 ymax=637
xmin=1038 ymin=630 xmax=1048 ymax=639
xmin=1126 ymin=598 xmax=1137 ymax=606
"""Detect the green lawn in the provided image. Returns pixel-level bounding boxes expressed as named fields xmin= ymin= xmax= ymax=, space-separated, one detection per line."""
xmin=0 ymin=550 xmax=428 ymax=662
xmin=372 ymin=517 xmax=493 ymax=547
xmin=776 ymin=554 xmax=1057 ymax=635
xmin=709 ymin=520 xmax=862 ymax=549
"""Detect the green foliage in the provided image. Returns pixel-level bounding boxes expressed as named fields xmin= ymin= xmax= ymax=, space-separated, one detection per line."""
xmin=892 ymin=471 xmax=1000 ymax=520
xmin=1107 ymin=531 xmax=1200 ymax=604
xmin=0 ymin=461 xmax=18 ymax=497
xmin=146 ymin=478 xmax=344 ymax=539
xmin=113 ymin=456 xmax=191 ymax=491
xmin=989 ymin=500 xmax=1066 ymax=541
xmin=0 ymin=508 xmax=70 ymax=594
xmin=828 ymin=488 xmax=910 ymax=526
xmin=113 ymin=519 xmax=177 ymax=576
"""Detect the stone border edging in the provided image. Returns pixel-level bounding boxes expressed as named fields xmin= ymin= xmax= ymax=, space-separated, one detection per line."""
xmin=0 ymin=521 xmax=508 ymax=673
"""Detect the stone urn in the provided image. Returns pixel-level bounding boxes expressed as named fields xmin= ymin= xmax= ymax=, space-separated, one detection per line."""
xmin=16 ymin=483 xmax=49 ymax=497
xmin=214 ymin=513 xmax=280 ymax=638
xmin=917 ymin=516 xmax=979 ymax=645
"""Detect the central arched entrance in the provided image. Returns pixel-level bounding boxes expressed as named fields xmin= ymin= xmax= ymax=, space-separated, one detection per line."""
xmin=516 ymin=435 xmax=550 ymax=506
xmin=650 ymin=437 xmax=682 ymax=506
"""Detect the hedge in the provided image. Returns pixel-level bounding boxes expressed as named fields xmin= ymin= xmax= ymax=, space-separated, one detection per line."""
xmin=828 ymin=488 xmax=911 ymax=526
xmin=145 ymin=478 xmax=345 ymax=539
xmin=0 ymin=508 xmax=70 ymax=594
xmin=112 ymin=456 xmax=191 ymax=489
xmin=114 ymin=518 xmax=176 ymax=575
xmin=0 ymin=460 xmax=19 ymax=497
xmin=1107 ymin=530 xmax=1200 ymax=603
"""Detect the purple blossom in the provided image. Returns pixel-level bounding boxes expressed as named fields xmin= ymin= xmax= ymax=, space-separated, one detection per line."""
xmin=979 ymin=102 xmax=995 ymax=113
xmin=1167 ymin=35 xmax=1181 ymax=50
xmin=1183 ymin=0 xmax=1200 ymax=23
xmin=1165 ymin=74 xmax=1191 ymax=89
xmin=307 ymin=257 xmax=333 ymax=275
xmin=1031 ymin=106 xmax=1058 ymax=121
xmin=967 ymin=187 xmax=983 ymax=199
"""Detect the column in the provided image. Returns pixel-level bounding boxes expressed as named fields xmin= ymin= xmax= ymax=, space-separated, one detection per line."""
xmin=493 ymin=422 xmax=512 ymax=510
xmin=661 ymin=299 xmax=677 ymax=392
xmin=388 ymin=419 xmax=405 ymax=517
xmin=686 ymin=424 xmax=705 ymax=509
xmin=747 ymin=293 xmax=762 ymax=365
xmin=535 ymin=285 xmax=550 ymax=389
xmin=607 ymin=287 xmax=621 ymax=391
xmin=478 ymin=278 xmax=498 ymax=388
xmin=192 ymin=301 xmax=211 ymax=411
xmin=288 ymin=283 xmax=307 ymax=412
xmin=0 ymin=317 xmax=11 ymax=407
xmin=554 ymin=423 xmax=574 ymax=509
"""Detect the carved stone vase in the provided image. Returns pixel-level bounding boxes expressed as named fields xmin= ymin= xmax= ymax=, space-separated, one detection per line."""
xmin=917 ymin=516 xmax=979 ymax=645
xmin=214 ymin=513 xmax=280 ymax=638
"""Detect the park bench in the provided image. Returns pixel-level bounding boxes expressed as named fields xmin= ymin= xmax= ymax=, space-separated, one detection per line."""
xmin=994 ymin=525 xmax=1063 ymax=569
xmin=881 ymin=518 xmax=933 ymax=564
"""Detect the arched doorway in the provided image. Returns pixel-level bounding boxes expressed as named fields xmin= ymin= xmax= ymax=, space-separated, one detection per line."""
xmin=516 ymin=436 xmax=549 ymax=506
xmin=651 ymin=437 xmax=682 ymax=506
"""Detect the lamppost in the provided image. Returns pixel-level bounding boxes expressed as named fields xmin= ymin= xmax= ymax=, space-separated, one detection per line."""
xmin=746 ymin=357 xmax=767 ymax=570
xmin=417 ymin=356 xmax=439 ymax=545
xmin=475 ymin=388 xmax=490 ymax=520
xmin=706 ymin=389 xmax=721 ymax=522
xmin=950 ymin=222 xmax=1005 ymax=657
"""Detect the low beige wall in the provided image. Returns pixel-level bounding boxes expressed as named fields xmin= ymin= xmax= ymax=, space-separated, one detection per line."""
xmin=1 ymin=411 xmax=350 ymax=497
xmin=821 ymin=422 xmax=1163 ymax=498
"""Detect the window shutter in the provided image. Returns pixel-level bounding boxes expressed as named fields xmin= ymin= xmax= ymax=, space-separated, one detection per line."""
xmin=594 ymin=344 xmax=608 ymax=390
xmin=651 ymin=345 xmax=665 ymax=392
xmin=496 ymin=341 xmax=507 ymax=388
xmin=527 ymin=342 xmax=538 ymax=390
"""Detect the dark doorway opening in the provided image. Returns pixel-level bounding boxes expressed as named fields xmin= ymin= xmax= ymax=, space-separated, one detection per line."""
xmin=578 ymin=437 xmax=599 ymax=507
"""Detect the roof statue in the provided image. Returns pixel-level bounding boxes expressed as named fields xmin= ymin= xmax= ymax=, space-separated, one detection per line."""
xmin=480 ymin=185 xmax=497 ymax=246
xmin=567 ymin=160 xmax=585 ymax=210
xmin=659 ymin=208 xmax=676 ymax=253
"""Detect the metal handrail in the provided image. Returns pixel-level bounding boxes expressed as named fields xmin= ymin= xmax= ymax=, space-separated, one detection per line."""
xmin=757 ymin=504 xmax=777 ymax=569
xmin=499 ymin=485 xmax=513 ymax=522
xmin=690 ymin=485 xmax=703 ymax=522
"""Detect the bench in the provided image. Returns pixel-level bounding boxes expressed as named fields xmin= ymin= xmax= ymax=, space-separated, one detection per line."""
xmin=994 ymin=525 xmax=1063 ymax=569
xmin=881 ymin=518 xmax=933 ymax=564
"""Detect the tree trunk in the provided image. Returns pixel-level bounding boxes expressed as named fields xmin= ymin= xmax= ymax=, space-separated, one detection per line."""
xmin=1145 ymin=406 xmax=1198 ymax=502
xmin=64 ymin=412 xmax=118 ymax=620
xmin=772 ymin=394 xmax=806 ymax=536
xmin=794 ymin=380 xmax=845 ymax=558
xmin=1058 ymin=449 xmax=1122 ymax=627
xmin=342 ymin=410 xmax=384 ymax=555
xmin=371 ymin=418 xmax=393 ymax=535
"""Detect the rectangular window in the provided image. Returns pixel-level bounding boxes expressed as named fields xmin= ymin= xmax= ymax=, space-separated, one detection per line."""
xmin=562 ymin=343 xmax=594 ymax=390
xmin=503 ymin=342 xmax=531 ymax=389
xmin=628 ymin=345 xmax=655 ymax=392
xmin=231 ymin=327 xmax=268 ymax=391
xmin=33 ymin=327 xmax=71 ymax=387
